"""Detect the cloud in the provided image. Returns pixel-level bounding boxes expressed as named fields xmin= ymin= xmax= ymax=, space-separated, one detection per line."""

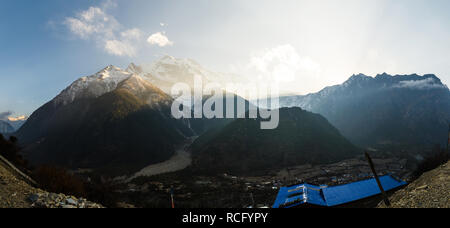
xmin=0 ymin=111 xmax=12 ymax=120
xmin=105 ymin=40 xmax=137 ymax=57
xmin=247 ymin=44 xmax=320 ymax=83
xmin=64 ymin=6 xmax=118 ymax=40
xmin=7 ymin=115 xmax=27 ymax=122
xmin=393 ymin=78 xmax=447 ymax=90
xmin=229 ymin=44 xmax=322 ymax=96
xmin=121 ymin=28 xmax=143 ymax=40
xmin=147 ymin=32 xmax=173 ymax=47
xmin=63 ymin=1 xmax=142 ymax=57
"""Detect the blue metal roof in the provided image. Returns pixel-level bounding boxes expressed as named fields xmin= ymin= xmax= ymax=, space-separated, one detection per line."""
xmin=273 ymin=175 xmax=407 ymax=208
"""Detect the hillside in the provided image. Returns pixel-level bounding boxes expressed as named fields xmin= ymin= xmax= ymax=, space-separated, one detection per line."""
xmin=0 ymin=156 xmax=39 ymax=208
xmin=278 ymin=73 xmax=450 ymax=148
xmin=378 ymin=161 xmax=449 ymax=208
xmin=0 ymin=156 xmax=103 ymax=208
xmin=188 ymin=92 xmax=257 ymax=135
xmin=191 ymin=107 xmax=361 ymax=175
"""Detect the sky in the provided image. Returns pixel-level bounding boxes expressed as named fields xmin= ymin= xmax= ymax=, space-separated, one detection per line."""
xmin=0 ymin=0 xmax=450 ymax=117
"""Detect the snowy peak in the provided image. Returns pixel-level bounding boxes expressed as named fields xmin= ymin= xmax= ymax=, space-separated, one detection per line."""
xmin=52 ymin=56 xmax=241 ymax=106
xmin=126 ymin=63 xmax=143 ymax=75
xmin=343 ymin=73 xmax=373 ymax=85
xmin=128 ymin=56 xmax=219 ymax=94
xmin=53 ymin=65 xmax=133 ymax=106
xmin=341 ymin=73 xmax=447 ymax=91
xmin=278 ymin=73 xmax=449 ymax=111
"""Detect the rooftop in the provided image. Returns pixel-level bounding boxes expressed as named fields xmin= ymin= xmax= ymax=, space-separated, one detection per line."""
xmin=273 ymin=175 xmax=407 ymax=208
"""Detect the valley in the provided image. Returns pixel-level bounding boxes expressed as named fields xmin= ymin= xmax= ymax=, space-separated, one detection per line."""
xmin=116 ymin=154 xmax=414 ymax=208
xmin=4 ymin=57 xmax=449 ymax=208
xmin=124 ymin=137 xmax=197 ymax=182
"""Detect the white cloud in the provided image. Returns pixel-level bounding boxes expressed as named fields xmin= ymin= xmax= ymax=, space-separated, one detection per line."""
xmin=247 ymin=44 xmax=320 ymax=83
xmin=121 ymin=28 xmax=143 ymax=40
xmin=104 ymin=40 xmax=137 ymax=57
xmin=230 ymin=44 xmax=322 ymax=96
xmin=63 ymin=2 xmax=142 ymax=57
xmin=147 ymin=32 xmax=173 ymax=47
xmin=64 ymin=6 xmax=118 ymax=40
xmin=393 ymin=78 xmax=447 ymax=90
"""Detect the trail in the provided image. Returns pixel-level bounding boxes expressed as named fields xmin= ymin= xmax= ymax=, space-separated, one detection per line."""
xmin=125 ymin=137 xmax=197 ymax=182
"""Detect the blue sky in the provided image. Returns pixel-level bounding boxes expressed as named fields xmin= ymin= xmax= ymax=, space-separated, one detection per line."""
xmin=1 ymin=0 xmax=450 ymax=117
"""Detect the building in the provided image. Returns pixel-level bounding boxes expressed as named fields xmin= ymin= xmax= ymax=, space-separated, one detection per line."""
xmin=273 ymin=175 xmax=407 ymax=208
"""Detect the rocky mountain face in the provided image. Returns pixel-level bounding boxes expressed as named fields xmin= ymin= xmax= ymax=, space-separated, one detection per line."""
xmin=191 ymin=107 xmax=360 ymax=175
xmin=16 ymin=66 xmax=194 ymax=176
xmin=277 ymin=73 xmax=450 ymax=147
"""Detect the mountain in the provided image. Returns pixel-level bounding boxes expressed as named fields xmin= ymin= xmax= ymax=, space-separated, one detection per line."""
xmin=127 ymin=55 xmax=244 ymax=95
xmin=191 ymin=107 xmax=360 ymax=175
xmin=0 ymin=120 xmax=14 ymax=134
xmin=188 ymin=92 xmax=258 ymax=135
xmin=277 ymin=73 xmax=450 ymax=147
xmin=16 ymin=66 xmax=194 ymax=176
xmin=125 ymin=55 xmax=258 ymax=135
xmin=6 ymin=116 xmax=27 ymax=131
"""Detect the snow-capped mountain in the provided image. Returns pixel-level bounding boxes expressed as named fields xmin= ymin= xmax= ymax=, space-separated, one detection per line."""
xmin=277 ymin=73 xmax=450 ymax=147
xmin=278 ymin=73 xmax=448 ymax=109
xmin=17 ymin=64 xmax=194 ymax=176
xmin=53 ymin=65 xmax=133 ymax=106
xmin=50 ymin=56 xmax=245 ymax=108
xmin=127 ymin=55 xmax=243 ymax=95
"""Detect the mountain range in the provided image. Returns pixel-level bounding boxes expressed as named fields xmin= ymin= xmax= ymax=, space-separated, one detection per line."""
xmin=13 ymin=56 xmax=450 ymax=176
xmin=0 ymin=115 xmax=27 ymax=133
xmin=276 ymin=73 xmax=450 ymax=148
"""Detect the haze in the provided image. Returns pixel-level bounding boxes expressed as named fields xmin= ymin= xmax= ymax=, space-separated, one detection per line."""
xmin=0 ymin=0 xmax=449 ymax=116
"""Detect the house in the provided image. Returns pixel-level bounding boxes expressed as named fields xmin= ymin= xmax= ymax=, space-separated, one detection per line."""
xmin=273 ymin=175 xmax=407 ymax=208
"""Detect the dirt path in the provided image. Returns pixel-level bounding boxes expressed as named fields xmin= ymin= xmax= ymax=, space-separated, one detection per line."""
xmin=125 ymin=137 xmax=197 ymax=182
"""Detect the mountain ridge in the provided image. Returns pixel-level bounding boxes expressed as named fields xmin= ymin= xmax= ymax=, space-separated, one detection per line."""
xmin=277 ymin=73 xmax=450 ymax=147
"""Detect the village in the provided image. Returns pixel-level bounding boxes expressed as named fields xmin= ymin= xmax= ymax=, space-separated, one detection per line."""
xmin=121 ymin=155 xmax=412 ymax=208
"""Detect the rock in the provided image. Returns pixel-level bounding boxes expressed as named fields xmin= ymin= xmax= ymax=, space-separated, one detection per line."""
xmin=28 ymin=194 xmax=40 ymax=203
xmin=416 ymin=185 xmax=428 ymax=191
xmin=66 ymin=198 xmax=77 ymax=205
xmin=62 ymin=205 xmax=76 ymax=209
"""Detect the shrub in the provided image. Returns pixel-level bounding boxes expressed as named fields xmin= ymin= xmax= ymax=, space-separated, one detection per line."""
xmin=0 ymin=134 xmax=28 ymax=170
xmin=32 ymin=165 xmax=119 ymax=207
xmin=33 ymin=165 xmax=86 ymax=198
